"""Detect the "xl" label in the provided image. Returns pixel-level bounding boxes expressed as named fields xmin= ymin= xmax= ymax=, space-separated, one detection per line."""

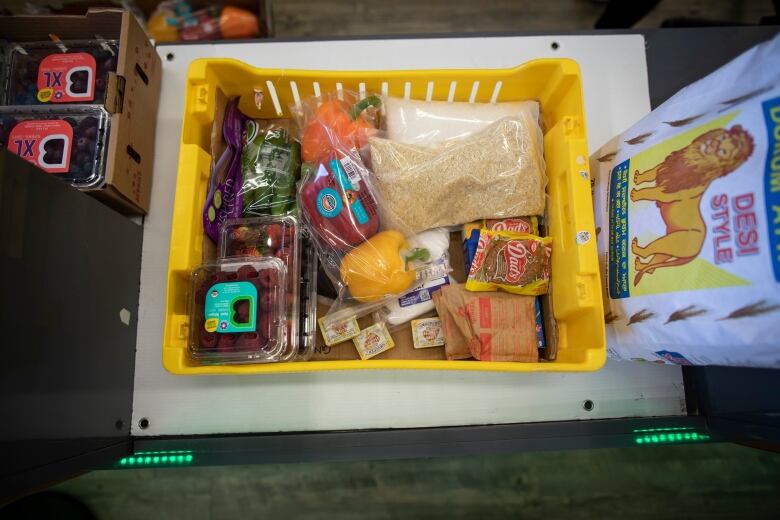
xmin=13 ymin=139 xmax=36 ymax=157
xmin=43 ymin=71 xmax=63 ymax=87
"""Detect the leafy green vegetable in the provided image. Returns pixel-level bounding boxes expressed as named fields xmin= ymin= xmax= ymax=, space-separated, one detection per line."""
xmin=240 ymin=123 xmax=301 ymax=216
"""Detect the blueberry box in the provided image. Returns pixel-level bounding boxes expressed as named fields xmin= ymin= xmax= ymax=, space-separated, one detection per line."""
xmin=0 ymin=9 xmax=162 ymax=214
xmin=1 ymin=39 xmax=119 ymax=106
xmin=0 ymin=105 xmax=110 ymax=189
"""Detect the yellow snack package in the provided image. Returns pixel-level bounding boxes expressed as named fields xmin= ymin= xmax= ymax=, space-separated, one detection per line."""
xmin=465 ymin=230 xmax=552 ymax=295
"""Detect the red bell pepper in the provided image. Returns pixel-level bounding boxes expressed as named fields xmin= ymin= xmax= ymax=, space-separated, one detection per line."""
xmin=299 ymin=155 xmax=380 ymax=252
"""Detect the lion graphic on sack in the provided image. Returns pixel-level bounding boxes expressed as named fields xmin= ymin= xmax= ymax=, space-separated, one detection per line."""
xmin=629 ymin=125 xmax=754 ymax=285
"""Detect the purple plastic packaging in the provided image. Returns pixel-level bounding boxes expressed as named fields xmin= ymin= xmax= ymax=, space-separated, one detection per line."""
xmin=203 ymin=98 xmax=246 ymax=242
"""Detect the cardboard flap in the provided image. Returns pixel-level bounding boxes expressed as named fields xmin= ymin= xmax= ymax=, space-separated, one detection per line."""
xmin=104 ymin=10 xmax=162 ymax=213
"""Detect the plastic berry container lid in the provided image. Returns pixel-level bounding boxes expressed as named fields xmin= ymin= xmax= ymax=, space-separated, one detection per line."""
xmin=188 ymin=257 xmax=288 ymax=364
xmin=0 ymin=104 xmax=110 ymax=190
xmin=298 ymin=229 xmax=319 ymax=361
xmin=218 ymin=215 xmax=302 ymax=361
xmin=1 ymin=39 xmax=120 ymax=106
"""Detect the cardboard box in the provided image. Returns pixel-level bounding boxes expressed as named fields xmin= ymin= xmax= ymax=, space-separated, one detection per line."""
xmin=0 ymin=9 xmax=162 ymax=214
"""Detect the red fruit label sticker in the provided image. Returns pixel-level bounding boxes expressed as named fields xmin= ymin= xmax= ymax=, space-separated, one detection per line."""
xmin=8 ymin=120 xmax=73 ymax=173
xmin=37 ymin=52 xmax=97 ymax=103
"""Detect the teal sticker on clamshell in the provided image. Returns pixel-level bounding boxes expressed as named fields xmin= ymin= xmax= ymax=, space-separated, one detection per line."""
xmin=203 ymin=281 xmax=257 ymax=333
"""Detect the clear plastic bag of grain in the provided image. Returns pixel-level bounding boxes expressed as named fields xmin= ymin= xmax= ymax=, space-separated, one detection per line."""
xmin=368 ymin=115 xmax=546 ymax=234
xmin=383 ymin=97 xmax=542 ymax=145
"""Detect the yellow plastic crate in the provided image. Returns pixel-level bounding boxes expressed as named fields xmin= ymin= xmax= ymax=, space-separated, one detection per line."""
xmin=164 ymin=58 xmax=605 ymax=374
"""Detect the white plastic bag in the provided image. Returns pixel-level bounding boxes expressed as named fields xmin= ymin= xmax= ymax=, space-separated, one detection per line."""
xmin=591 ymin=33 xmax=780 ymax=368
xmin=384 ymin=97 xmax=540 ymax=144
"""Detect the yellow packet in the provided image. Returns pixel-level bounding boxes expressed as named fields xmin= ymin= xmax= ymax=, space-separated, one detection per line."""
xmin=465 ymin=230 xmax=552 ymax=296
xmin=318 ymin=315 xmax=361 ymax=346
xmin=352 ymin=322 xmax=395 ymax=360
xmin=411 ymin=317 xmax=445 ymax=349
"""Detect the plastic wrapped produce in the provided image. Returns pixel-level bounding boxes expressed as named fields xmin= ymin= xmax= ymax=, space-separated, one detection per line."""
xmin=147 ymin=1 xmax=260 ymax=42
xmin=240 ymin=120 xmax=301 ymax=217
xmin=294 ymin=91 xmax=446 ymax=307
xmin=376 ymin=228 xmax=451 ymax=326
xmin=203 ymin=98 xmax=245 ymax=242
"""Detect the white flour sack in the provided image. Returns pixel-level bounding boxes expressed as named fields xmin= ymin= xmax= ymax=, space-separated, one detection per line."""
xmin=591 ymin=34 xmax=780 ymax=368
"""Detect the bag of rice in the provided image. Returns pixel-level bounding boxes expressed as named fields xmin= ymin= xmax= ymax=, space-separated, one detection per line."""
xmin=384 ymin=97 xmax=541 ymax=144
xmin=369 ymin=116 xmax=546 ymax=234
xmin=591 ymin=33 xmax=780 ymax=368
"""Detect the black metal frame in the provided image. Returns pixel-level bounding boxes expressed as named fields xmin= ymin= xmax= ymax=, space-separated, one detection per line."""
xmin=126 ymin=416 xmax=712 ymax=469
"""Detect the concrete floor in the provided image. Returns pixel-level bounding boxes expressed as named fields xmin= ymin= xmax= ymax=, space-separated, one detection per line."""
xmin=43 ymin=1 xmax=780 ymax=518
xmin=271 ymin=0 xmax=774 ymax=36
xmin=54 ymin=443 xmax=780 ymax=519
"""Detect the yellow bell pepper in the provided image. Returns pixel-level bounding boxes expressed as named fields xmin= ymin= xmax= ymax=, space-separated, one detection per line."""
xmin=340 ymin=230 xmax=428 ymax=303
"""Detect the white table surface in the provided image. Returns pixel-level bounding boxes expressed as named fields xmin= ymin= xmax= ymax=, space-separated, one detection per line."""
xmin=133 ymin=34 xmax=685 ymax=437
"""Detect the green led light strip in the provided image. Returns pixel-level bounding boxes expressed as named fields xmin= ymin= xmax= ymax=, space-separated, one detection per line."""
xmin=634 ymin=432 xmax=710 ymax=445
xmin=116 ymin=451 xmax=194 ymax=467
xmin=632 ymin=427 xmax=695 ymax=433
xmin=134 ymin=450 xmax=192 ymax=456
